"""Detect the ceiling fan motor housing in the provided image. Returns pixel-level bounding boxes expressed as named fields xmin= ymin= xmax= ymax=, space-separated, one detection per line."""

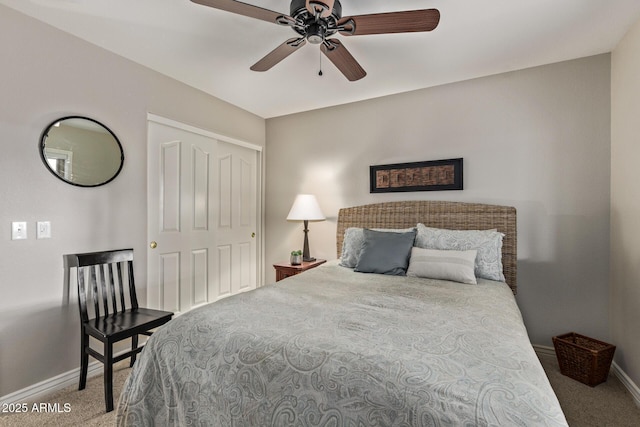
xmin=290 ymin=0 xmax=342 ymax=44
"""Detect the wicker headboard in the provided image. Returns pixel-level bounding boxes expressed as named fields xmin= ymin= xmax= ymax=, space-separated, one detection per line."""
xmin=336 ymin=201 xmax=517 ymax=294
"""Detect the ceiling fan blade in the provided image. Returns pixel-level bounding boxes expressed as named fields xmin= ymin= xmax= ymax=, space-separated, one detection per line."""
xmin=306 ymin=0 xmax=335 ymax=18
xmin=191 ymin=0 xmax=286 ymax=24
xmin=250 ymin=38 xmax=307 ymax=72
xmin=320 ymin=39 xmax=366 ymax=81
xmin=339 ymin=9 xmax=440 ymax=36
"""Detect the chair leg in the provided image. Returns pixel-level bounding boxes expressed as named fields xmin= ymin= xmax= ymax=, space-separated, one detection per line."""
xmin=130 ymin=334 xmax=138 ymax=367
xmin=79 ymin=331 xmax=89 ymax=391
xmin=104 ymin=342 xmax=114 ymax=412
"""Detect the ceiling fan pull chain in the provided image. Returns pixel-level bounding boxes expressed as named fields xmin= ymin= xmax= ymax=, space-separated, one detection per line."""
xmin=318 ymin=49 xmax=323 ymax=76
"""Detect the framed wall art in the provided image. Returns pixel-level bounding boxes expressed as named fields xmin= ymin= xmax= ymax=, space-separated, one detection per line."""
xmin=370 ymin=158 xmax=463 ymax=193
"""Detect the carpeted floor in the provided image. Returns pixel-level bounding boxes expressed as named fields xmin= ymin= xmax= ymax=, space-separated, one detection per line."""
xmin=0 ymin=361 xmax=131 ymax=427
xmin=1 ymin=354 xmax=639 ymax=426
xmin=538 ymin=353 xmax=640 ymax=426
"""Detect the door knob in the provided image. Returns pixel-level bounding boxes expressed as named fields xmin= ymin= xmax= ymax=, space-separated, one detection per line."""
xmin=251 ymin=232 xmax=256 ymax=238
xmin=150 ymin=241 xmax=157 ymax=249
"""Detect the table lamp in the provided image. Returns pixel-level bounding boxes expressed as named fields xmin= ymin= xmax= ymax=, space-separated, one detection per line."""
xmin=287 ymin=194 xmax=325 ymax=262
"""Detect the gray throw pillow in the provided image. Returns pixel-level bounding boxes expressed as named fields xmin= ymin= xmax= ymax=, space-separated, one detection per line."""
xmin=354 ymin=229 xmax=417 ymax=275
xmin=340 ymin=227 xmax=416 ymax=268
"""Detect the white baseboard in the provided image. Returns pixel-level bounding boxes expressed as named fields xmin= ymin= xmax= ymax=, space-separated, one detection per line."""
xmin=533 ymin=344 xmax=556 ymax=357
xmin=612 ymin=360 xmax=640 ymax=408
xmin=0 ymin=344 xmax=138 ymax=406
xmin=534 ymin=344 xmax=640 ymax=408
xmin=0 ymin=339 xmax=150 ymax=406
xmin=0 ymin=360 xmax=104 ymax=405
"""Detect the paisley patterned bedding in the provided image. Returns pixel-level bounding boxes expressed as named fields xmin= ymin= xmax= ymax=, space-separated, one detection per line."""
xmin=116 ymin=261 xmax=567 ymax=426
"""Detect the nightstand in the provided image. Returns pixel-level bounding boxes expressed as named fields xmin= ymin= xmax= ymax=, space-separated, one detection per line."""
xmin=273 ymin=259 xmax=326 ymax=282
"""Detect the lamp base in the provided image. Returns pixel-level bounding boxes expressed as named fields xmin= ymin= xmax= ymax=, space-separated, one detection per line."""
xmin=301 ymin=220 xmax=316 ymax=264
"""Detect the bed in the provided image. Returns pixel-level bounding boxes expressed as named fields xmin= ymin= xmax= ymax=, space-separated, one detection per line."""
xmin=116 ymin=201 xmax=567 ymax=426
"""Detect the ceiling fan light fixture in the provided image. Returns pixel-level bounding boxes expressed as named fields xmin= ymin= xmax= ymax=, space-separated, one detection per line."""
xmin=306 ymin=22 xmax=325 ymax=44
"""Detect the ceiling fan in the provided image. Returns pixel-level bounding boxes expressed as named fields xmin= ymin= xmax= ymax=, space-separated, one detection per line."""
xmin=190 ymin=0 xmax=440 ymax=81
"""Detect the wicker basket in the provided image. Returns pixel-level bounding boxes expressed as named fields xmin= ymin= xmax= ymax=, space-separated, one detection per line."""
xmin=552 ymin=332 xmax=616 ymax=387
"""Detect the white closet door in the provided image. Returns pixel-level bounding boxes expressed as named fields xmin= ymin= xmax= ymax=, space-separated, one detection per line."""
xmin=214 ymin=140 xmax=258 ymax=299
xmin=147 ymin=116 xmax=261 ymax=314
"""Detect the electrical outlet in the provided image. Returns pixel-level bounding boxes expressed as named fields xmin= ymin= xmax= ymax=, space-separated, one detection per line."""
xmin=11 ymin=221 xmax=27 ymax=240
xmin=37 ymin=221 xmax=51 ymax=239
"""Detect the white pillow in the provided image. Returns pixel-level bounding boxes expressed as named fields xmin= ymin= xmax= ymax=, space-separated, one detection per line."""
xmin=415 ymin=224 xmax=505 ymax=282
xmin=406 ymin=247 xmax=478 ymax=284
xmin=339 ymin=227 xmax=416 ymax=268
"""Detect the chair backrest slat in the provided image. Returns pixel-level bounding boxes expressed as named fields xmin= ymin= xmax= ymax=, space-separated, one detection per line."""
xmin=115 ymin=262 xmax=126 ymax=312
xmin=107 ymin=263 xmax=117 ymax=315
xmin=77 ymin=266 xmax=89 ymax=323
xmin=98 ymin=264 xmax=110 ymax=316
xmin=90 ymin=265 xmax=101 ymax=319
xmin=127 ymin=260 xmax=139 ymax=309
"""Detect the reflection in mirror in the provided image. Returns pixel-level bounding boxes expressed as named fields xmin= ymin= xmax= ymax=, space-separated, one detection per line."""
xmin=40 ymin=116 xmax=124 ymax=187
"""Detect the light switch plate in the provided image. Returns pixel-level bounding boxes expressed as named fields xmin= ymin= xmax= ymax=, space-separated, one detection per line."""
xmin=37 ymin=221 xmax=51 ymax=239
xmin=12 ymin=221 xmax=27 ymax=240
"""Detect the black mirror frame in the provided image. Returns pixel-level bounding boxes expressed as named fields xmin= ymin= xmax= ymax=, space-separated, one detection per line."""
xmin=39 ymin=116 xmax=124 ymax=188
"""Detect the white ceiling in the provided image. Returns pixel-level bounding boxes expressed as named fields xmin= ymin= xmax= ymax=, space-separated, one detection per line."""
xmin=3 ymin=0 xmax=640 ymax=118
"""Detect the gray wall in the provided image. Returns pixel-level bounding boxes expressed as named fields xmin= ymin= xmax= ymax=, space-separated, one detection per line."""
xmin=611 ymin=17 xmax=640 ymax=387
xmin=266 ymin=54 xmax=612 ymax=348
xmin=0 ymin=6 xmax=265 ymax=397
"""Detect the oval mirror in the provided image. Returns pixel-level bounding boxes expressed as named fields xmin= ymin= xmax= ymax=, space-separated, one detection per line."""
xmin=40 ymin=116 xmax=124 ymax=187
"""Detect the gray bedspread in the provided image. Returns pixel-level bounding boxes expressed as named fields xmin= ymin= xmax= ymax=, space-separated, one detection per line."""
xmin=116 ymin=261 xmax=567 ymax=426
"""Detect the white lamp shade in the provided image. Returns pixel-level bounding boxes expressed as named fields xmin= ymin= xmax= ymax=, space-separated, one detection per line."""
xmin=286 ymin=194 xmax=325 ymax=221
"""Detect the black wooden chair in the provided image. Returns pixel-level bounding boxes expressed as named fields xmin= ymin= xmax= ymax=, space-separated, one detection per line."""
xmin=67 ymin=248 xmax=173 ymax=412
